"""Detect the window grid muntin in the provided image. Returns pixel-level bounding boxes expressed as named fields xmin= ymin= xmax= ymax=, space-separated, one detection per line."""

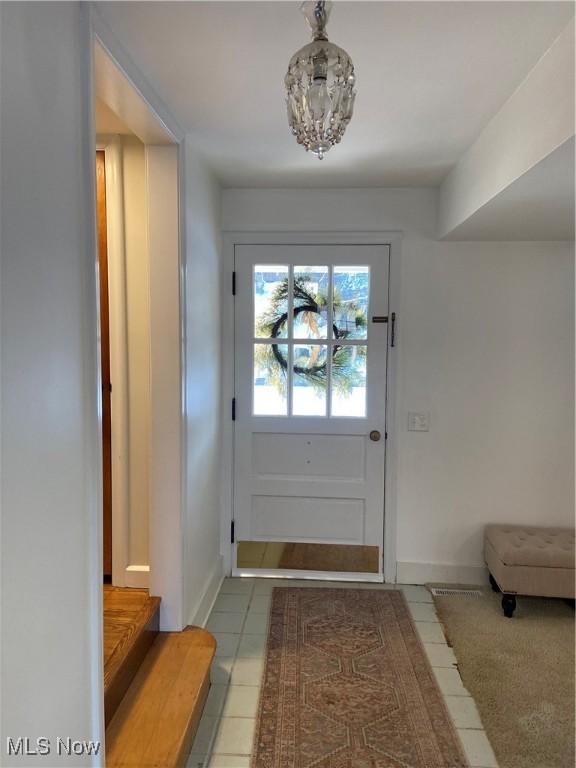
xmin=252 ymin=263 xmax=370 ymax=418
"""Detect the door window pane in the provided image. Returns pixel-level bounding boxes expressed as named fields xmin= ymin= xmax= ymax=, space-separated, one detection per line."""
xmin=333 ymin=266 xmax=369 ymax=339
xmin=253 ymin=343 xmax=288 ymax=415
xmin=254 ymin=265 xmax=288 ymax=338
xmin=293 ymin=266 xmax=329 ymax=339
xmin=252 ymin=264 xmax=370 ymax=419
xmin=331 ymin=345 xmax=367 ymax=417
xmin=293 ymin=345 xmax=327 ymax=416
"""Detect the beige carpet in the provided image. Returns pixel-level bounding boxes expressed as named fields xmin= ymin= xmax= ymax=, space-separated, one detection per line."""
xmin=252 ymin=588 xmax=468 ymax=767
xmin=433 ymin=589 xmax=575 ymax=768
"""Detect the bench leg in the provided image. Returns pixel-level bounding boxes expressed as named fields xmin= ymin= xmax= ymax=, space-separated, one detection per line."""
xmin=502 ymin=594 xmax=516 ymax=618
xmin=489 ymin=573 xmax=500 ymax=593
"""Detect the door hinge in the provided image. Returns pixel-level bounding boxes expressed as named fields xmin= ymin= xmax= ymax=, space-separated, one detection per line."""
xmin=231 ymin=520 xmax=235 ymax=543
xmin=232 ymin=397 xmax=236 ymax=421
xmin=390 ymin=312 xmax=396 ymax=347
xmin=385 ymin=431 xmax=388 ymax=440
xmin=232 ymin=271 xmax=236 ymax=296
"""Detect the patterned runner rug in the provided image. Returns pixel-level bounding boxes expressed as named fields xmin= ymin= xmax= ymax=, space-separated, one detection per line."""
xmin=252 ymin=588 xmax=468 ymax=768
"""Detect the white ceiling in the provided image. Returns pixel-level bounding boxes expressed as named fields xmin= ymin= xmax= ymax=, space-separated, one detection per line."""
xmin=96 ymin=1 xmax=573 ymax=188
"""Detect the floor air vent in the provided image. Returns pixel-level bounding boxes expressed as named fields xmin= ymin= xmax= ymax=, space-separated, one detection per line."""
xmin=430 ymin=587 xmax=482 ymax=598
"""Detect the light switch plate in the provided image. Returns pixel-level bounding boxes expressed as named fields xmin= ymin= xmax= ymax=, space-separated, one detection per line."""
xmin=407 ymin=411 xmax=430 ymax=432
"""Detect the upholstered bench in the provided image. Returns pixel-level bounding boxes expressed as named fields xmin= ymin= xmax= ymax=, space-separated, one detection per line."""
xmin=484 ymin=524 xmax=575 ymax=617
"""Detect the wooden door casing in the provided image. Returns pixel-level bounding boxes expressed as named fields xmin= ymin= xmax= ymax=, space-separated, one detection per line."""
xmin=96 ymin=151 xmax=113 ymax=579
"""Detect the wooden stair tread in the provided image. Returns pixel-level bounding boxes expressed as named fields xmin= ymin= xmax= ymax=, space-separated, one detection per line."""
xmin=106 ymin=627 xmax=216 ymax=768
xmin=104 ymin=587 xmax=161 ymax=725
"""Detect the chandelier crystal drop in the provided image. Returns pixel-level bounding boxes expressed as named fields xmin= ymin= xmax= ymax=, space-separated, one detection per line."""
xmin=285 ymin=1 xmax=356 ymax=159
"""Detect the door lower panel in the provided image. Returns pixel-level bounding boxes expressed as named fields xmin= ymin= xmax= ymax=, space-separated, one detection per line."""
xmin=250 ymin=496 xmax=365 ymax=542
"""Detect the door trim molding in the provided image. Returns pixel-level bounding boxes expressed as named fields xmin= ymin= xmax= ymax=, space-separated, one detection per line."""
xmin=124 ymin=564 xmax=151 ymax=588
xmin=96 ymin=137 xmax=131 ymax=589
xmin=221 ymin=231 xmax=401 ymax=584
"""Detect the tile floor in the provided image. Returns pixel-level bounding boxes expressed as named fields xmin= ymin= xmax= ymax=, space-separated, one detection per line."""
xmin=187 ymin=578 xmax=499 ymax=768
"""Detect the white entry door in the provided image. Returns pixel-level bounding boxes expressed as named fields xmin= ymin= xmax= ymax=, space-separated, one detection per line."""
xmin=233 ymin=244 xmax=390 ymax=579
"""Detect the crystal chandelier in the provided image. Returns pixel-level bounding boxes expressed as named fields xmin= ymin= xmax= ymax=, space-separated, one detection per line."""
xmin=285 ymin=1 xmax=356 ymax=159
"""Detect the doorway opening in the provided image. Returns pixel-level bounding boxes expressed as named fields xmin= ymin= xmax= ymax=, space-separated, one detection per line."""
xmin=93 ymin=32 xmax=185 ymax=636
xmin=95 ymin=127 xmax=152 ymax=590
xmin=92 ymin=29 xmax=186 ymax=740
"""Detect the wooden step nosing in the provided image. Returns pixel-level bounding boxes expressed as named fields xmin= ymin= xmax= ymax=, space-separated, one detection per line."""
xmin=106 ymin=628 xmax=217 ymax=768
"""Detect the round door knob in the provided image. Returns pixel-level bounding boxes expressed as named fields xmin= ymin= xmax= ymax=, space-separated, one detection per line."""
xmin=369 ymin=430 xmax=381 ymax=442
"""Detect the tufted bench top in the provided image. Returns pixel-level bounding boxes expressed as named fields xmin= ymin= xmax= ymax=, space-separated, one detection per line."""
xmin=485 ymin=525 xmax=575 ymax=569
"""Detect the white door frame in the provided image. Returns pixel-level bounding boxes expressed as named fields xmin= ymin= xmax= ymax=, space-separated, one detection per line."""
xmin=91 ymin=8 xmax=188 ymax=630
xmin=95 ymin=136 xmax=131 ymax=589
xmin=221 ymin=232 xmax=401 ymax=584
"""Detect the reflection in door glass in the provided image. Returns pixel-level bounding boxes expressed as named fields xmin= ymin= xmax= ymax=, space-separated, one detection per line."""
xmin=293 ymin=266 xmax=328 ymax=339
xmin=333 ymin=266 xmax=369 ymax=339
xmin=254 ymin=265 xmax=288 ymax=338
xmin=331 ymin=345 xmax=367 ymax=417
xmin=237 ymin=541 xmax=379 ymax=573
xmin=253 ymin=344 xmax=288 ymax=415
xmin=293 ymin=345 xmax=327 ymax=416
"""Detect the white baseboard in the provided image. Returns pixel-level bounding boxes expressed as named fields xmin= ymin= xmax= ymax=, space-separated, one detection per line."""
xmin=396 ymin=561 xmax=489 ymax=586
xmin=124 ymin=564 xmax=150 ymax=588
xmin=188 ymin=556 xmax=224 ymax=628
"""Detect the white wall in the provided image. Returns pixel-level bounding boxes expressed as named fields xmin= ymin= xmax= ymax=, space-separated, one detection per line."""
xmin=183 ymin=139 xmax=224 ymax=625
xmin=0 ymin=1 xmax=103 ymax=764
xmin=222 ymin=188 xmax=574 ymax=584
